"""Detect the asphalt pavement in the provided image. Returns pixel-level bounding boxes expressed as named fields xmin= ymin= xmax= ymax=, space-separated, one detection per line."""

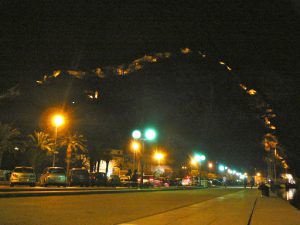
xmin=0 ymin=188 xmax=239 ymax=225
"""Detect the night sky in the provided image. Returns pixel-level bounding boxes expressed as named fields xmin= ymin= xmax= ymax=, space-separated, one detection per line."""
xmin=1 ymin=1 xmax=300 ymax=175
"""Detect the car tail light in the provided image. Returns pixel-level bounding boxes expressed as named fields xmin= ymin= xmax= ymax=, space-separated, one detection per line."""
xmin=12 ymin=173 xmax=18 ymax=178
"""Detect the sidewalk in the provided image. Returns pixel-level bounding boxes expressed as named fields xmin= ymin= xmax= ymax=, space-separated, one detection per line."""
xmin=119 ymin=189 xmax=300 ymax=225
xmin=251 ymin=194 xmax=300 ymax=225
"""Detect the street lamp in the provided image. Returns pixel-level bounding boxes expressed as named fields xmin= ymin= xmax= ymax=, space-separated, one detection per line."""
xmin=131 ymin=141 xmax=141 ymax=170
xmin=193 ymin=153 xmax=206 ymax=186
xmin=131 ymin=128 xmax=157 ymax=188
xmin=153 ymin=151 xmax=164 ymax=167
xmin=52 ymin=114 xmax=65 ymax=167
xmin=218 ymin=165 xmax=225 ymax=172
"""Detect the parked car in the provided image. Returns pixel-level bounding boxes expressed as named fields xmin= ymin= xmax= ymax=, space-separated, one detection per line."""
xmin=167 ymin=178 xmax=182 ymax=186
xmin=138 ymin=175 xmax=154 ymax=187
xmin=90 ymin=172 xmax=107 ymax=187
xmin=68 ymin=168 xmax=90 ymax=186
xmin=120 ymin=175 xmax=134 ymax=187
xmin=182 ymin=176 xmax=192 ymax=186
xmin=39 ymin=167 xmax=67 ymax=187
xmin=10 ymin=167 xmax=36 ymax=187
xmin=108 ymin=175 xmax=121 ymax=186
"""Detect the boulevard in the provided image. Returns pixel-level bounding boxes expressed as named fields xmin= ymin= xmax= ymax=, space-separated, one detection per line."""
xmin=1 ymin=187 xmax=300 ymax=225
xmin=0 ymin=188 xmax=241 ymax=225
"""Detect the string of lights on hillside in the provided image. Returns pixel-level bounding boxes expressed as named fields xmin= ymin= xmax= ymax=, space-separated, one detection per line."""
xmin=1 ymin=47 xmax=288 ymax=171
xmin=38 ymin=48 xmax=290 ymax=170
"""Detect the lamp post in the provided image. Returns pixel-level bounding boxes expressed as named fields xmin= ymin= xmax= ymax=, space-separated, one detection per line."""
xmin=194 ymin=153 xmax=206 ymax=186
xmin=52 ymin=114 xmax=64 ymax=167
xmin=131 ymin=128 xmax=157 ymax=188
xmin=131 ymin=141 xmax=141 ymax=171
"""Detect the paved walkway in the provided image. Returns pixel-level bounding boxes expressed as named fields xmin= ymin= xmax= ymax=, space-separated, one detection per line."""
xmin=119 ymin=189 xmax=300 ymax=225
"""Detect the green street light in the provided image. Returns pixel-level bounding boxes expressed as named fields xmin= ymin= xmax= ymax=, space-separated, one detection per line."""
xmin=132 ymin=130 xmax=142 ymax=139
xmin=194 ymin=153 xmax=206 ymax=162
xmin=145 ymin=128 xmax=156 ymax=140
xmin=218 ymin=165 xmax=225 ymax=172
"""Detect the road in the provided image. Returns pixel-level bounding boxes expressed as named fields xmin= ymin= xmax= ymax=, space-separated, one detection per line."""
xmin=0 ymin=188 xmax=240 ymax=225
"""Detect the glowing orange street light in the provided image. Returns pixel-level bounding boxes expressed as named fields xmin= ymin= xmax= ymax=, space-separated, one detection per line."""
xmin=52 ymin=114 xmax=65 ymax=167
xmin=53 ymin=115 xmax=64 ymax=127
xmin=190 ymin=158 xmax=197 ymax=167
xmin=208 ymin=162 xmax=213 ymax=169
xmin=153 ymin=152 xmax=165 ymax=166
xmin=131 ymin=141 xmax=140 ymax=152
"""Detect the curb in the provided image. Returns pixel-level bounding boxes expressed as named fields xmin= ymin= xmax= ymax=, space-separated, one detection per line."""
xmin=0 ymin=186 xmax=205 ymax=198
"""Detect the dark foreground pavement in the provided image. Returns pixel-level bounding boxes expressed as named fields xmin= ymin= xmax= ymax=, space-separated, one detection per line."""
xmin=1 ymin=188 xmax=299 ymax=225
xmin=0 ymin=188 xmax=239 ymax=225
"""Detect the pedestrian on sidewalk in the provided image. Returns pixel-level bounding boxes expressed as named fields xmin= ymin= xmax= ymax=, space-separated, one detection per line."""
xmin=222 ymin=176 xmax=227 ymax=188
xmin=243 ymin=177 xmax=248 ymax=188
xmin=250 ymin=177 xmax=255 ymax=189
xmin=258 ymin=182 xmax=269 ymax=197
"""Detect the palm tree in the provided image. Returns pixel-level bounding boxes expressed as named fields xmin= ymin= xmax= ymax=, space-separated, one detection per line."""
xmin=59 ymin=132 xmax=87 ymax=174
xmin=0 ymin=122 xmax=20 ymax=168
xmin=28 ymin=131 xmax=54 ymax=170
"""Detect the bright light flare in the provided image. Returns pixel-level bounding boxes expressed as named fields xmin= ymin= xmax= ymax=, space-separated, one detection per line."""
xmin=154 ymin=152 xmax=164 ymax=161
xmin=52 ymin=114 xmax=64 ymax=127
xmin=131 ymin=141 xmax=140 ymax=152
xmin=132 ymin=130 xmax=142 ymax=139
xmin=190 ymin=158 xmax=197 ymax=166
xmin=194 ymin=153 xmax=206 ymax=162
xmin=218 ymin=165 xmax=225 ymax=172
xmin=145 ymin=128 xmax=156 ymax=140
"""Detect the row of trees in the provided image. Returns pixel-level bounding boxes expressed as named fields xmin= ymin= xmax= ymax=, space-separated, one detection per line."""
xmin=0 ymin=122 xmax=110 ymax=174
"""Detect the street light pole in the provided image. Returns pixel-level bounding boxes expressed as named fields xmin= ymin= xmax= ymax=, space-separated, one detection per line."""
xmin=131 ymin=128 xmax=157 ymax=189
xmin=140 ymin=140 xmax=145 ymax=188
xmin=52 ymin=125 xmax=58 ymax=167
xmin=52 ymin=114 xmax=64 ymax=167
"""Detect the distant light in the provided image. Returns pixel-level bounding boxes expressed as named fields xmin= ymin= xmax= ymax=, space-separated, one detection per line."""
xmin=239 ymin=84 xmax=247 ymax=90
xmin=256 ymin=172 xmax=261 ymax=177
xmin=145 ymin=128 xmax=156 ymax=140
xmin=154 ymin=152 xmax=164 ymax=160
xmin=218 ymin=165 xmax=225 ymax=172
xmin=194 ymin=153 xmax=206 ymax=162
xmin=131 ymin=141 xmax=140 ymax=152
xmin=72 ymin=101 xmax=75 ymax=104
xmin=247 ymin=89 xmax=257 ymax=95
xmin=240 ymin=175 xmax=245 ymax=179
xmin=190 ymin=158 xmax=197 ymax=166
xmin=132 ymin=130 xmax=142 ymax=139
xmin=208 ymin=162 xmax=213 ymax=168
xmin=181 ymin=48 xmax=191 ymax=54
